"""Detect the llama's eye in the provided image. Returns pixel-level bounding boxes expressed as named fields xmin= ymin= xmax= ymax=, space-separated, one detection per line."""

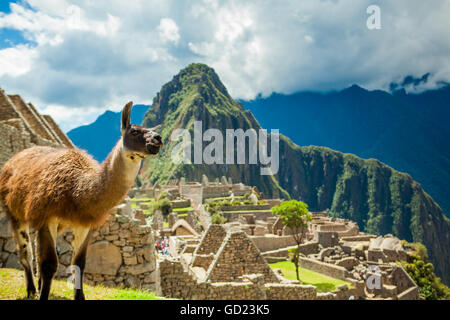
xmin=131 ymin=129 xmax=139 ymax=135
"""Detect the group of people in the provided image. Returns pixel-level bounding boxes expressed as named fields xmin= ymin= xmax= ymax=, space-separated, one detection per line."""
xmin=155 ymin=236 xmax=170 ymax=255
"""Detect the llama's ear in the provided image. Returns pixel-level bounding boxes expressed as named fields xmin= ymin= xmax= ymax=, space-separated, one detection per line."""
xmin=150 ymin=124 xmax=161 ymax=132
xmin=121 ymin=101 xmax=133 ymax=134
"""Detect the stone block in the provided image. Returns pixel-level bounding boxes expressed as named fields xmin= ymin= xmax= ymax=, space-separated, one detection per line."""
xmin=0 ymin=214 xmax=12 ymax=238
xmin=85 ymin=241 xmax=122 ymax=276
xmin=4 ymin=238 xmax=16 ymax=253
xmin=5 ymin=253 xmax=21 ymax=269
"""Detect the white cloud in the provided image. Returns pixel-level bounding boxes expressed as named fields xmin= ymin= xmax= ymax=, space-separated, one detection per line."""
xmin=0 ymin=45 xmax=36 ymax=76
xmin=157 ymin=18 xmax=180 ymax=44
xmin=0 ymin=0 xmax=449 ymax=130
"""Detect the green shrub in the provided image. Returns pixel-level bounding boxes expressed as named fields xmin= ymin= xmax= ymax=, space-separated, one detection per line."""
xmin=158 ymin=198 xmax=172 ymax=216
xmin=211 ymin=213 xmax=227 ymax=224
xmin=399 ymin=244 xmax=450 ymax=300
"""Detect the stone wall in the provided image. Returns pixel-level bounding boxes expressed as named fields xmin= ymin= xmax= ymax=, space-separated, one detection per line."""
xmin=205 ymin=230 xmax=279 ymax=283
xmin=190 ymin=225 xmax=226 ymax=269
xmin=250 ymin=235 xmax=297 ymax=252
xmin=222 ymin=210 xmax=273 ymax=222
xmin=397 ymin=286 xmax=420 ymax=300
xmin=81 ymin=211 xmax=157 ymax=290
xmin=299 ymin=257 xmax=349 ymax=281
xmin=262 ymin=242 xmax=319 ymax=262
xmin=265 ymin=283 xmax=316 ymax=300
xmin=314 ymin=231 xmax=339 ymax=248
xmin=158 ymin=258 xmax=318 ymax=300
xmin=220 ymin=204 xmax=271 ymax=212
xmin=185 ymin=211 xmax=203 ymax=234
xmin=0 ymin=212 xmax=19 ymax=269
xmin=159 ymin=258 xmax=263 ymax=300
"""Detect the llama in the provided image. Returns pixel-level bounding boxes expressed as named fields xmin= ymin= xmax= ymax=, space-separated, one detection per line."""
xmin=0 ymin=102 xmax=162 ymax=300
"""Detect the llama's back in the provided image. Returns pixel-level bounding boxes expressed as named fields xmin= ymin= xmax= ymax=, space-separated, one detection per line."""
xmin=0 ymin=146 xmax=100 ymax=228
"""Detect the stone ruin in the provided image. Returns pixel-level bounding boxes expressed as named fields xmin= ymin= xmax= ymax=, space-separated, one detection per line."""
xmin=58 ymin=204 xmax=158 ymax=290
xmin=157 ymin=224 xmax=325 ymax=300
xmin=0 ymin=88 xmax=73 ymax=171
xmin=217 ymin=209 xmax=419 ymax=300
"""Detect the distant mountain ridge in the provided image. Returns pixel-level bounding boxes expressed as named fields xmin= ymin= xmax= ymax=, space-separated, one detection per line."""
xmin=242 ymin=84 xmax=450 ymax=217
xmin=67 ymin=105 xmax=149 ymax=161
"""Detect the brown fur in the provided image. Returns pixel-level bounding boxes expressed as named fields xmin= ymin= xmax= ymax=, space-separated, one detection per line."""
xmin=0 ymin=142 xmax=132 ymax=229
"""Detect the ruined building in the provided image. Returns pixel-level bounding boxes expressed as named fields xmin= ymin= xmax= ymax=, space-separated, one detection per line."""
xmin=0 ymin=88 xmax=73 ymax=168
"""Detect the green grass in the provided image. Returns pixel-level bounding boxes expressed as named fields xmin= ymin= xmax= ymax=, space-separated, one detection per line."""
xmin=131 ymin=197 xmax=155 ymax=202
xmin=222 ymin=209 xmax=272 ymax=213
xmin=269 ymin=261 xmax=352 ymax=293
xmin=0 ymin=268 xmax=161 ymax=300
xmin=173 ymin=206 xmax=193 ymax=212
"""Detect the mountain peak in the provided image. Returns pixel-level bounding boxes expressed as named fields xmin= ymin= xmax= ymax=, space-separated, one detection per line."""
xmin=146 ymin=63 xmax=237 ymax=127
xmin=177 ymin=63 xmax=230 ymax=98
xmin=343 ymin=84 xmax=367 ymax=94
xmin=179 ymin=63 xmax=216 ymax=77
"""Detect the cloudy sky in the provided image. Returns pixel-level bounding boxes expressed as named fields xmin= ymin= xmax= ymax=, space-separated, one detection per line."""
xmin=0 ymin=0 xmax=449 ymax=131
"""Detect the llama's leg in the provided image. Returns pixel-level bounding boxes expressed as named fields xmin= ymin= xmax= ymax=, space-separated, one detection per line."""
xmin=36 ymin=222 xmax=58 ymax=300
xmin=71 ymin=227 xmax=91 ymax=300
xmin=9 ymin=217 xmax=36 ymax=298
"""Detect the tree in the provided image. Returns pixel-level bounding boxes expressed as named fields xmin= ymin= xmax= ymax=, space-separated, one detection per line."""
xmin=400 ymin=242 xmax=450 ymax=300
xmin=271 ymin=200 xmax=312 ymax=281
xmin=154 ymin=192 xmax=172 ymax=221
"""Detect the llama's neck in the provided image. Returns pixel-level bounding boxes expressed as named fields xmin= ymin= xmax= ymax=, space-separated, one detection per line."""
xmin=80 ymin=138 xmax=141 ymax=223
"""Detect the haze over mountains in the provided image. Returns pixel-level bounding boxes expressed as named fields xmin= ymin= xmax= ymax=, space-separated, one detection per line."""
xmin=66 ymin=64 xmax=450 ymax=284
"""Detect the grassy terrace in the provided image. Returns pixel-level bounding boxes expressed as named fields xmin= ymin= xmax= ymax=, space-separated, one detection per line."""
xmin=269 ymin=261 xmax=352 ymax=293
xmin=222 ymin=209 xmax=271 ymax=213
xmin=0 ymin=268 xmax=161 ymax=300
xmin=173 ymin=206 xmax=193 ymax=213
xmin=204 ymin=196 xmax=246 ymax=202
xmin=130 ymin=197 xmax=155 ymax=215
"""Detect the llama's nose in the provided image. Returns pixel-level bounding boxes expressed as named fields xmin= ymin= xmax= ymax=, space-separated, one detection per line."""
xmin=152 ymin=134 xmax=163 ymax=146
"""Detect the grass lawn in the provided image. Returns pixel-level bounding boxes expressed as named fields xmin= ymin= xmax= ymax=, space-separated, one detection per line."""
xmin=270 ymin=261 xmax=352 ymax=293
xmin=0 ymin=268 xmax=161 ymax=300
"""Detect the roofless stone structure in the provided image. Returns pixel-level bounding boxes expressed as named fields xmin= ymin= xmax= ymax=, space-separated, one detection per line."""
xmin=0 ymin=88 xmax=73 ymax=169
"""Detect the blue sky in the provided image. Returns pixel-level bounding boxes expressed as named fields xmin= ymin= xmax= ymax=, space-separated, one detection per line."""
xmin=0 ymin=0 xmax=449 ymax=131
xmin=0 ymin=1 xmax=26 ymax=48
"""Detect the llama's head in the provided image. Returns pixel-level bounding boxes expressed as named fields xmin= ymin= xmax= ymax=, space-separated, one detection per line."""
xmin=121 ymin=101 xmax=162 ymax=159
